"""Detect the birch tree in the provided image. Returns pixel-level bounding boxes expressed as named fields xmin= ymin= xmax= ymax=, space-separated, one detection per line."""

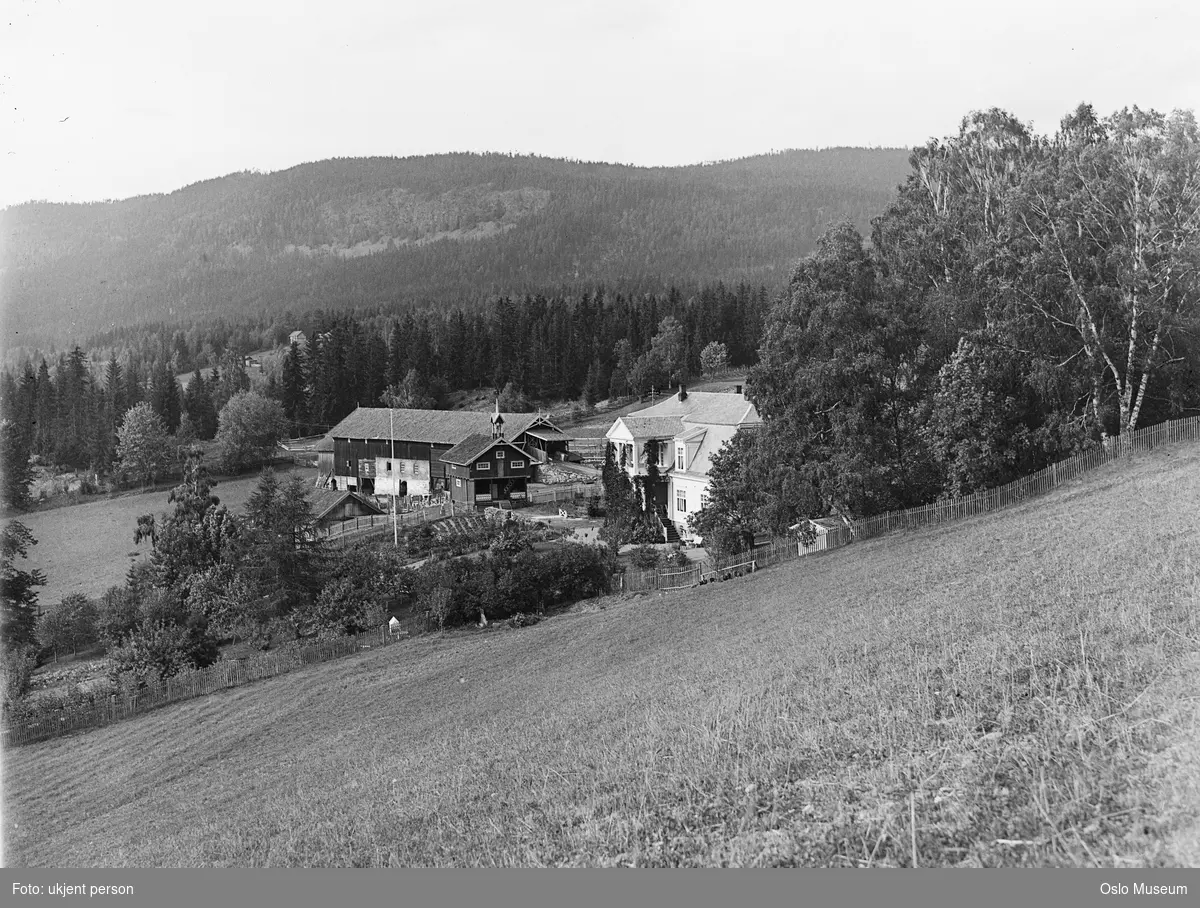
xmin=1018 ymin=106 xmax=1200 ymax=436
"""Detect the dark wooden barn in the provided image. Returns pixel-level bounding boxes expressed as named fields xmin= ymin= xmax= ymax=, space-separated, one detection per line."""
xmin=440 ymin=434 xmax=534 ymax=508
xmin=322 ymin=405 xmax=568 ymax=496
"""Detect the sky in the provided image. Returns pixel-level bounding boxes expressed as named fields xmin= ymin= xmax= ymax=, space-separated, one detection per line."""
xmin=2 ymin=0 xmax=1198 ymax=209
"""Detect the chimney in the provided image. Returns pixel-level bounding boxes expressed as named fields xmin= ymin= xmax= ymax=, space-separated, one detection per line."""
xmin=678 ymin=384 xmax=687 ymax=401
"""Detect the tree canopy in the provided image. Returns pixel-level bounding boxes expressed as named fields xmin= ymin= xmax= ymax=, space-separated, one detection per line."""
xmin=696 ymin=103 xmax=1200 ymax=551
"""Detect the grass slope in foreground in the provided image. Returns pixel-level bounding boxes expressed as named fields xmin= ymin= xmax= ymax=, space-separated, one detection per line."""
xmin=5 ymin=445 xmax=1200 ymax=867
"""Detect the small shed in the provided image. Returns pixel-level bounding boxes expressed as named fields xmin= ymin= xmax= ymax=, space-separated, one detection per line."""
xmin=791 ymin=517 xmax=852 ymax=556
xmin=310 ymin=488 xmax=385 ymax=530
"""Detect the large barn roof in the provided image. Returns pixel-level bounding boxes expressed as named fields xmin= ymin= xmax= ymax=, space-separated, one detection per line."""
xmin=327 ymin=407 xmax=557 ymax=446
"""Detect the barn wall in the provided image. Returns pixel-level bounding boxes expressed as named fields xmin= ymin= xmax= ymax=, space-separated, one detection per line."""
xmin=333 ymin=438 xmax=453 ymax=487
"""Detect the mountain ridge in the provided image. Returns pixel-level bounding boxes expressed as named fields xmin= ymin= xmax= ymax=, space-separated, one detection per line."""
xmin=1 ymin=148 xmax=913 ymax=345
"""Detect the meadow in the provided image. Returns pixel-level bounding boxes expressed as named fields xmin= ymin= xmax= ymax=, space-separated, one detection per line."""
xmin=16 ymin=465 xmax=310 ymax=607
xmin=3 ymin=444 xmax=1198 ymax=867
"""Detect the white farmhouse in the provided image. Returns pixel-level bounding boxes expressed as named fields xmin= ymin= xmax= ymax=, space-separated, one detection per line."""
xmin=605 ymin=386 xmax=761 ymax=544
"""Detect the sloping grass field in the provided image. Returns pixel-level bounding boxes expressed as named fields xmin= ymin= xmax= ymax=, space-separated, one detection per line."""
xmin=4 ymin=445 xmax=1199 ymax=867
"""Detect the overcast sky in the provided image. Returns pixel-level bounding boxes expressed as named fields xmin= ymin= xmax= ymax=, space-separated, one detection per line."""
xmin=2 ymin=0 xmax=1198 ymax=209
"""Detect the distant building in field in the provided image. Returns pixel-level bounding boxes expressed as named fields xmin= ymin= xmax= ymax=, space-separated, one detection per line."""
xmin=289 ymin=330 xmax=308 ymax=348
xmin=605 ymin=386 xmax=761 ymax=544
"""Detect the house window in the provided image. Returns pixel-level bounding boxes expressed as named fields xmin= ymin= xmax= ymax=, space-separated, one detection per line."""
xmin=455 ymin=478 xmax=461 ymax=488
xmin=676 ymin=448 xmax=685 ymax=471
xmin=495 ymin=450 xmax=504 ymax=459
xmin=676 ymin=489 xmax=687 ymax=513
xmin=510 ymin=460 xmax=525 ymax=469
xmin=386 ymin=461 xmax=393 ymax=473
xmin=477 ymin=461 xmax=491 ymax=471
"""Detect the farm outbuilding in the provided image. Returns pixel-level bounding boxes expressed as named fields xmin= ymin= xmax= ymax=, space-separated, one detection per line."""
xmin=322 ymin=405 xmax=568 ymax=496
xmin=791 ymin=517 xmax=852 ymax=556
xmin=310 ymin=488 xmax=385 ymax=530
xmin=441 ymin=434 xmax=534 ymax=509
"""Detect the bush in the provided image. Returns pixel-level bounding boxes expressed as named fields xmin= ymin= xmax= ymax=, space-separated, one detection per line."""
xmin=410 ymin=542 xmax=615 ymax=630
xmin=663 ymin=550 xmax=691 ymax=569
xmin=630 ymin=545 xmax=662 ymax=570
xmin=1 ymin=644 xmax=39 ymax=707
xmin=507 ymin=612 xmax=541 ymax=629
xmin=106 ymin=615 xmax=218 ymax=688
xmin=294 ymin=547 xmax=413 ymax=638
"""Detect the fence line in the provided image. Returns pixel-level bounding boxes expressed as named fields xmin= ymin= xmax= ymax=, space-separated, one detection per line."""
xmin=613 ymin=414 xmax=1200 ymax=595
xmin=320 ymin=500 xmax=462 ymax=542
xmin=320 ymin=485 xmax=600 ymax=541
xmin=3 ymin=624 xmax=410 ymax=747
xmin=526 ymin=483 xmax=601 ymax=505
xmin=849 ymin=414 xmax=1200 ymax=542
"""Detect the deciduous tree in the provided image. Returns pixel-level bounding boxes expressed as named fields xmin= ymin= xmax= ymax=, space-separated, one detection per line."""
xmin=116 ymin=403 xmax=171 ymax=488
xmin=215 ymin=391 xmax=288 ymax=472
xmin=1 ymin=521 xmax=46 ymax=651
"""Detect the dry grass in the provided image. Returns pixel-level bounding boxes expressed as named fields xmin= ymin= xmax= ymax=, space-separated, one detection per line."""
xmin=16 ymin=466 xmax=312 ymax=606
xmin=4 ymin=445 xmax=1199 ymax=867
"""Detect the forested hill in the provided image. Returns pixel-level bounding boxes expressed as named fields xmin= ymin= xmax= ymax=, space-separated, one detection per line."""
xmin=1 ymin=148 xmax=910 ymax=345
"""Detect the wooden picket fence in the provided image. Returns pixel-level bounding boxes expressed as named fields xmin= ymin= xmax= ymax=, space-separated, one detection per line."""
xmin=526 ymin=483 xmax=602 ymax=505
xmin=850 ymin=414 xmax=1200 ymax=542
xmin=614 ymin=538 xmax=802 ymax=594
xmin=320 ymin=500 xmax=461 ymax=544
xmin=614 ymin=414 xmax=1200 ymax=595
xmin=3 ymin=625 xmax=409 ymax=747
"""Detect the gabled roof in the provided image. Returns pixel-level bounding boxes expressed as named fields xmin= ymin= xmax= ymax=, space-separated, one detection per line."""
xmin=439 ymin=434 xmax=526 ymax=466
xmin=327 ymin=407 xmax=559 ymax=446
xmin=789 ymin=516 xmax=849 ymax=534
xmin=630 ymin=390 xmax=761 ymax=427
xmin=524 ymin=427 xmax=568 ymax=441
xmin=673 ymin=422 xmax=739 ymax=478
xmin=613 ymin=415 xmax=686 ymax=438
xmin=309 ymin=489 xmax=384 ymax=521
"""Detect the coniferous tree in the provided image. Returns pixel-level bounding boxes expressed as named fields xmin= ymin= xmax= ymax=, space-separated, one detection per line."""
xmin=1 ymin=420 xmax=34 ymax=510
xmin=281 ymin=342 xmax=308 ymax=435
xmin=33 ymin=359 xmax=54 ymax=461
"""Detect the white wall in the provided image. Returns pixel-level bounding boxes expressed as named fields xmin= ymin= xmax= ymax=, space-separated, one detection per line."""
xmin=669 ymin=473 xmax=709 ymax=538
xmin=374 ymin=457 xmax=431 ymax=497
